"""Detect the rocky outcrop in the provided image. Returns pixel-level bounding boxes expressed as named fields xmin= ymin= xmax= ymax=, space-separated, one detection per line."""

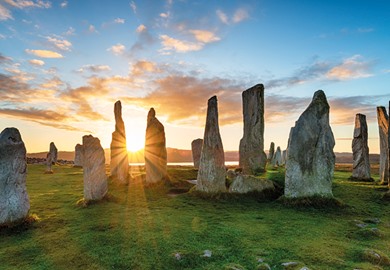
xmin=191 ymin=138 xmax=203 ymax=169
xmin=74 ymin=144 xmax=83 ymax=167
xmin=229 ymin=174 xmax=275 ymax=194
xmin=285 ymin=90 xmax=335 ymax=198
xmin=377 ymin=107 xmax=388 ymax=185
xmin=110 ymin=100 xmax=129 ymax=184
xmin=271 ymin=146 xmax=282 ymax=167
xmin=0 ymin=128 xmax=30 ymax=225
xmin=268 ymin=142 xmax=275 ymax=161
xmin=239 ymin=84 xmax=267 ymax=174
xmin=145 ymin=108 xmax=167 ymax=183
xmin=197 ymin=96 xmax=226 ymax=193
xmin=82 ymin=135 xmax=108 ymax=201
xmin=352 ymin=114 xmax=372 ymax=181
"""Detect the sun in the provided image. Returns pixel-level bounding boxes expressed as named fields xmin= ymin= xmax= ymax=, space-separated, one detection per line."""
xmin=126 ymin=134 xmax=145 ymax=152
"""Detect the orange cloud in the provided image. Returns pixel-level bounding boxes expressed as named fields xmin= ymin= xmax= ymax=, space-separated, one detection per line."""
xmin=25 ymin=49 xmax=63 ymax=58
xmin=160 ymin=35 xmax=203 ymax=53
xmin=326 ymin=55 xmax=372 ymax=80
xmin=189 ymin=30 xmax=220 ymax=43
xmin=107 ymin=43 xmax=125 ymax=55
xmin=29 ymin=59 xmax=45 ymax=66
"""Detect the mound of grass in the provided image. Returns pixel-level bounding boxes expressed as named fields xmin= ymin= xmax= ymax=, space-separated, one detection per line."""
xmin=279 ymin=195 xmax=345 ymax=209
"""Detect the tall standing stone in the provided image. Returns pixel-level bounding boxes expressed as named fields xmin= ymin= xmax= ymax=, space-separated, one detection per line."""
xmin=268 ymin=142 xmax=275 ymax=161
xmin=281 ymin=150 xmax=287 ymax=165
xmin=285 ymin=90 xmax=335 ymax=198
xmin=191 ymin=138 xmax=203 ymax=169
xmin=272 ymin=146 xmax=282 ymax=167
xmin=0 ymin=128 xmax=30 ymax=225
xmin=74 ymin=143 xmax=83 ymax=167
xmin=239 ymin=84 xmax=267 ymax=174
xmin=197 ymin=96 xmax=226 ymax=193
xmin=49 ymin=142 xmax=58 ymax=163
xmin=351 ymin=114 xmax=372 ymax=181
xmin=377 ymin=107 xmax=389 ymax=185
xmin=110 ymin=100 xmax=129 ymax=184
xmin=82 ymin=135 xmax=107 ymax=201
xmin=144 ymin=108 xmax=167 ymax=183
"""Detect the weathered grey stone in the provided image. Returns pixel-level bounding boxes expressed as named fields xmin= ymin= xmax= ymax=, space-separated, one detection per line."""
xmin=145 ymin=108 xmax=167 ymax=183
xmin=82 ymin=135 xmax=107 ymax=201
xmin=377 ymin=107 xmax=389 ymax=185
xmin=271 ymin=146 xmax=282 ymax=167
xmin=229 ymin=174 xmax=274 ymax=194
xmin=74 ymin=144 xmax=83 ymax=167
xmin=49 ymin=142 xmax=57 ymax=163
xmin=239 ymin=84 xmax=267 ymax=174
xmin=352 ymin=114 xmax=372 ymax=180
xmin=191 ymin=138 xmax=203 ymax=169
xmin=388 ymin=101 xmax=390 ymax=191
xmin=285 ymin=90 xmax=335 ymax=198
xmin=268 ymin=142 xmax=275 ymax=161
xmin=281 ymin=150 xmax=287 ymax=165
xmin=197 ymin=96 xmax=226 ymax=193
xmin=110 ymin=100 xmax=129 ymax=184
xmin=0 ymin=128 xmax=30 ymax=225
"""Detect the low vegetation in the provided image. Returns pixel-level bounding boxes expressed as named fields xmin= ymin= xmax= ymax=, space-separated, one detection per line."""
xmin=0 ymin=164 xmax=389 ymax=269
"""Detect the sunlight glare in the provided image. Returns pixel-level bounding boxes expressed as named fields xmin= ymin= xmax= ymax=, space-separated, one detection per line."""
xmin=127 ymin=133 xmax=145 ymax=152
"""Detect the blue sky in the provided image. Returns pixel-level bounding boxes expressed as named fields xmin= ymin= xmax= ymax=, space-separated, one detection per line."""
xmin=0 ymin=0 xmax=389 ymax=153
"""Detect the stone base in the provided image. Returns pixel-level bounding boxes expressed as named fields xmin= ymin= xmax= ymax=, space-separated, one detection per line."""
xmin=280 ymin=195 xmax=344 ymax=208
xmin=348 ymin=176 xmax=374 ymax=182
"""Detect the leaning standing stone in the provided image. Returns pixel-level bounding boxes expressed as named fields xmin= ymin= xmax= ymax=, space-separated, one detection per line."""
xmin=0 ymin=128 xmax=30 ymax=225
xmin=285 ymin=90 xmax=335 ymax=198
xmin=82 ymin=135 xmax=108 ymax=201
xmin=49 ymin=142 xmax=58 ymax=163
xmin=268 ymin=142 xmax=275 ymax=161
xmin=377 ymin=107 xmax=389 ymax=185
xmin=197 ymin=96 xmax=226 ymax=193
xmin=74 ymin=144 xmax=83 ymax=167
xmin=239 ymin=84 xmax=267 ymax=174
xmin=351 ymin=114 xmax=372 ymax=181
xmin=144 ymin=108 xmax=167 ymax=183
xmin=110 ymin=100 xmax=129 ymax=184
xmin=191 ymin=138 xmax=203 ymax=169
xmin=272 ymin=146 xmax=282 ymax=167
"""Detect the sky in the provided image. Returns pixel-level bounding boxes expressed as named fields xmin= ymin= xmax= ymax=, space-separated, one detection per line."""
xmin=0 ymin=0 xmax=390 ymax=154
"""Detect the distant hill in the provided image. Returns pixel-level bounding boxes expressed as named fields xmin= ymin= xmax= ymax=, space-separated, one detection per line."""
xmin=27 ymin=148 xmax=379 ymax=164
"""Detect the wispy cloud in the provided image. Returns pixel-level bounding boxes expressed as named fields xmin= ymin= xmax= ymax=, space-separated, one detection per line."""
xmin=0 ymin=4 xmax=13 ymax=20
xmin=326 ymin=55 xmax=373 ymax=80
xmin=136 ymin=24 xmax=147 ymax=33
xmin=107 ymin=43 xmax=125 ymax=55
xmin=88 ymin=24 xmax=98 ymax=34
xmin=78 ymin=64 xmax=111 ymax=73
xmin=25 ymin=49 xmax=64 ymax=58
xmin=357 ymin=27 xmax=374 ymax=33
xmin=28 ymin=59 xmax=45 ymax=66
xmin=63 ymin=27 xmax=75 ymax=36
xmin=130 ymin=1 xmax=136 ymax=14
xmin=189 ymin=30 xmax=220 ymax=43
xmin=216 ymin=9 xmax=228 ymax=25
xmin=46 ymin=36 xmax=72 ymax=51
xmin=60 ymin=1 xmax=67 ymax=8
xmin=114 ymin=18 xmax=125 ymax=24
xmin=131 ymin=60 xmax=160 ymax=76
xmin=4 ymin=0 xmax=51 ymax=9
xmin=130 ymin=25 xmax=155 ymax=56
xmin=216 ymin=7 xmax=250 ymax=25
xmin=160 ymin=35 xmax=203 ymax=53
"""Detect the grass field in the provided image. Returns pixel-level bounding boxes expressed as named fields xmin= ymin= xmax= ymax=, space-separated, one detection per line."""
xmin=0 ymin=164 xmax=389 ymax=270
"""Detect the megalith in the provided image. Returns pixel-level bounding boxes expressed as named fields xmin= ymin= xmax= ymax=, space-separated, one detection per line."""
xmin=74 ymin=143 xmax=83 ymax=167
xmin=191 ymin=138 xmax=203 ymax=169
xmin=281 ymin=150 xmax=287 ymax=165
xmin=351 ymin=114 xmax=372 ymax=181
xmin=110 ymin=100 xmax=129 ymax=184
xmin=197 ymin=96 xmax=226 ymax=193
xmin=82 ymin=135 xmax=108 ymax=201
xmin=144 ymin=108 xmax=167 ymax=183
xmin=285 ymin=90 xmax=335 ymax=198
xmin=0 ymin=128 xmax=30 ymax=225
xmin=377 ymin=107 xmax=388 ymax=185
xmin=272 ymin=146 xmax=282 ymax=167
xmin=268 ymin=142 xmax=275 ymax=161
xmin=49 ymin=142 xmax=58 ymax=163
xmin=239 ymin=84 xmax=267 ymax=174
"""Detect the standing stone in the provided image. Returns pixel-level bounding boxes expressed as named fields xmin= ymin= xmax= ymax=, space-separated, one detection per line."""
xmin=281 ymin=150 xmax=287 ymax=165
xmin=272 ymin=146 xmax=282 ymax=167
xmin=110 ymin=100 xmax=129 ymax=184
xmin=285 ymin=90 xmax=335 ymax=198
xmin=0 ymin=128 xmax=30 ymax=225
xmin=74 ymin=143 xmax=83 ymax=167
xmin=377 ymin=107 xmax=389 ymax=185
xmin=191 ymin=138 xmax=203 ymax=169
xmin=144 ymin=108 xmax=167 ymax=183
xmin=351 ymin=114 xmax=372 ymax=181
xmin=197 ymin=96 xmax=226 ymax=193
xmin=268 ymin=142 xmax=275 ymax=161
xmin=82 ymin=135 xmax=107 ymax=201
xmin=239 ymin=84 xmax=267 ymax=174
xmin=49 ymin=142 xmax=58 ymax=163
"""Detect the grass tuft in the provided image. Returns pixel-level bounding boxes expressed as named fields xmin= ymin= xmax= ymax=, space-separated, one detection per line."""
xmin=361 ymin=249 xmax=390 ymax=266
xmin=279 ymin=195 xmax=345 ymax=209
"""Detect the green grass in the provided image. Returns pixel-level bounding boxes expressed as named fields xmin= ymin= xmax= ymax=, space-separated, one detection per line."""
xmin=0 ymin=164 xmax=389 ymax=270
